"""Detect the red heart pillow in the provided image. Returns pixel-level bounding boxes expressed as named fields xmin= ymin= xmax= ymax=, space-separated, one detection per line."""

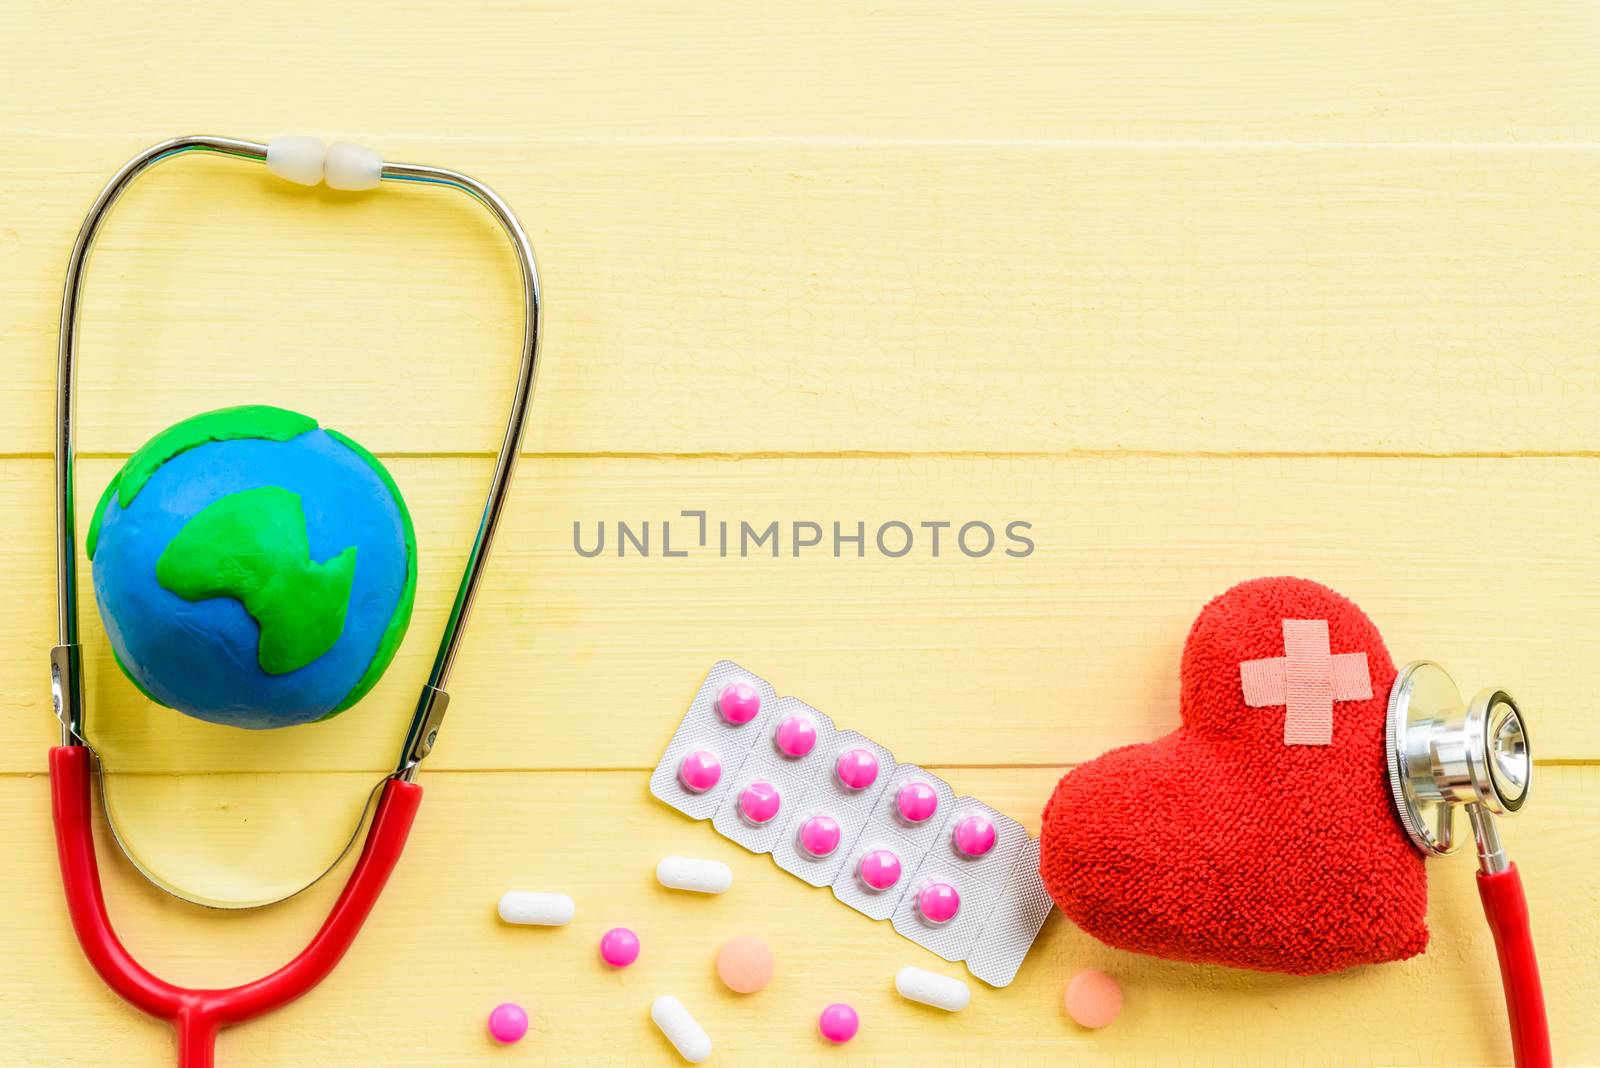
xmin=1039 ymin=577 xmax=1428 ymax=975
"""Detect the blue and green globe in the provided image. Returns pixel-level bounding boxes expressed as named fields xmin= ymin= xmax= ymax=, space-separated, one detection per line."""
xmin=88 ymin=406 xmax=416 ymax=729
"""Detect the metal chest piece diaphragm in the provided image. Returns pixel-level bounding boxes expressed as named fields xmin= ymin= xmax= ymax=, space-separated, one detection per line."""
xmin=1385 ymin=660 xmax=1531 ymax=861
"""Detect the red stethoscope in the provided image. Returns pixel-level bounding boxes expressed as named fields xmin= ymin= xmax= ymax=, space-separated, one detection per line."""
xmin=1385 ymin=661 xmax=1550 ymax=1067
xmin=48 ymin=135 xmax=540 ymax=1067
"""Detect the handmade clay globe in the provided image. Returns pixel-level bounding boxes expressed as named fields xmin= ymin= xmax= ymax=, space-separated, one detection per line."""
xmin=89 ymin=405 xmax=416 ymax=728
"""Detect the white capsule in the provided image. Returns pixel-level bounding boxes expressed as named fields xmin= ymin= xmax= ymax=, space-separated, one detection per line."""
xmin=656 ymin=855 xmax=734 ymax=894
xmin=497 ymin=890 xmax=575 ymax=926
xmin=895 ymin=965 xmax=971 ymax=1012
xmin=651 ymin=995 xmax=712 ymax=1063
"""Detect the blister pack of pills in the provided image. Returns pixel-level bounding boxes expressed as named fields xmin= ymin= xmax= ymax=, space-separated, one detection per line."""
xmin=649 ymin=660 xmax=1055 ymax=987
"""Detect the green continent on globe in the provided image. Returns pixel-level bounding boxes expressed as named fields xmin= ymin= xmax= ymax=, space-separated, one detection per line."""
xmin=87 ymin=405 xmax=317 ymax=560
xmin=155 ymin=485 xmax=358 ymax=675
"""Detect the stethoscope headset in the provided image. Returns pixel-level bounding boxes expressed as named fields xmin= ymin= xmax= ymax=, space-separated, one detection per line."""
xmin=48 ymin=135 xmax=538 ymax=1067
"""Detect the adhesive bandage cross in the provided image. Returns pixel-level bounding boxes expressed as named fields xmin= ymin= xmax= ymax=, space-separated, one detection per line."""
xmin=1238 ymin=618 xmax=1372 ymax=745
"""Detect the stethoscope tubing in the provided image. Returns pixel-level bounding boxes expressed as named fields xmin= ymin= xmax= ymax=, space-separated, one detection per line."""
xmin=48 ymin=136 xmax=541 ymax=1067
xmin=1477 ymin=864 xmax=1552 ymax=1068
xmin=51 ymin=745 xmax=421 ymax=1068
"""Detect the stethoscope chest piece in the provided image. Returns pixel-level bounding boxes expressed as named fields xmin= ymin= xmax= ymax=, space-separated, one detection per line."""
xmin=1386 ymin=660 xmax=1531 ymax=860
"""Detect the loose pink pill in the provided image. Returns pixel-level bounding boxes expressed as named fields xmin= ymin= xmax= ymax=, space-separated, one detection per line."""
xmin=819 ymin=1003 xmax=859 ymax=1043
xmin=917 ymin=882 xmax=961 ymax=924
xmin=835 ymin=748 xmax=879 ymax=791
xmin=599 ymin=927 xmax=640 ymax=968
xmin=857 ymin=848 xmax=902 ymax=891
xmin=798 ymin=815 xmax=842 ymax=857
xmin=718 ymin=681 xmax=761 ymax=724
xmin=487 ymin=1002 xmax=529 ymax=1043
xmin=774 ymin=715 xmax=818 ymax=757
xmin=677 ymin=750 xmax=722 ymax=793
xmin=738 ymin=781 xmax=782 ymax=824
xmin=952 ymin=815 xmax=997 ymax=858
xmin=896 ymin=781 xmax=939 ymax=824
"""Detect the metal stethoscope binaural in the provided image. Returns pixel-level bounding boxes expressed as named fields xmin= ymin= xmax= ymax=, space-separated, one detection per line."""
xmin=1387 ymin=662 xmax=1550 ymax=1067
xmin=48 ymin=136 xmax=539 ymax=1067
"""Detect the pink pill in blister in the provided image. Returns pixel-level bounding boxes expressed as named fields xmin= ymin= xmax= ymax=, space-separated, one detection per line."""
xmin=857 ymin=849 xmax=902 ymax=891
xmin=774 ymin=715 xmax=818 ymax=757
xmin=952 ymin=814 xmax=997 ymax=858
xmin=917 ymin=881 xmax=961 ymax=924
xmin=677 ymin=750 xmax=722 ymax=793
xmin=798 ymin=815 xmax=842 ymax=857
xmin=718 ymin=681 xmax=762 ymax=724
xmin=738 ymin=781 xmax=782 ymax=824
xmin=835 ymin=748 xmax=879 ymax=791
xmin=896 ymin=781 xmax=939 ymax=824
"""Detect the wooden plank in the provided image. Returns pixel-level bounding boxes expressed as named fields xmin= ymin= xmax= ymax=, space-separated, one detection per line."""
xmin=4 ymin=139 xmax=1599 ymax=457
xmin=4 ymin=3 xmax=1598 ymax=145
xmin=4 ymin=454 xmax=1597 ymax=772
xmin=1 ymin=765 xmax=1594 ymax=1065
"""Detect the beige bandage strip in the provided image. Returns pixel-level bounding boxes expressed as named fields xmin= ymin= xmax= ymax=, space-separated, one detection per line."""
xmin=1238 ymin=619 xmax=1371 ymax=746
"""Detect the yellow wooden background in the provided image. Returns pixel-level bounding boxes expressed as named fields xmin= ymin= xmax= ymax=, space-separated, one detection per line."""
xmin=4 ymin=1 xmax=1600 ymax=1064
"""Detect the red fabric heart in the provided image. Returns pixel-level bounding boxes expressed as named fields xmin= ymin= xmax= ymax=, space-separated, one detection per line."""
xmin=1039 ymin=577 xmax=1429 ymax=975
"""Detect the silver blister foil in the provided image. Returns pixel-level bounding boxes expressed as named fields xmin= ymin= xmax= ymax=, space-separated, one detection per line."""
xmin=821 ymin=728 xmax=894 ymax=812
xmin=890 ymin=852 xmax=1002 ymax=962
xmin=650 ymin=660 xmax=1054 ymax=987
xmin=831 ymin=823 xmax=923 ymax=920
xmin=935 ymin=799 xmax=1031 ymax=885
xmin=649 ymin=660 xmax=780 ymax=820
xmin=771 ymin=782 xmax=872 ymax=887
xmin=968 ymin=838 xmax=1056 ymax=987
xmin=712 ymin=753 xmax=810 ymax=854
xmin=868 ymin=763 xmax=959 ymax=851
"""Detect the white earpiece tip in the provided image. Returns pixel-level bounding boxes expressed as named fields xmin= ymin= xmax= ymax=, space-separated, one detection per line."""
xmin=324 ymin=141 xmax=383 ymax=191
xmin=265 ymin=136 xmax=326 ymax=186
